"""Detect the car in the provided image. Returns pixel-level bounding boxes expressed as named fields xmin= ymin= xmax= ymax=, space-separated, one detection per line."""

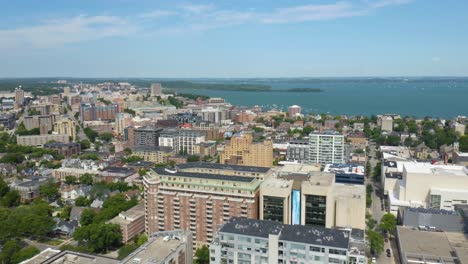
xmin=386 ymin=249 xmax=391 ymax=254
xmin=372 ymin=257 xmax=377 ymax=263
xmin=387 ymin=252 xmax=392 ymax=257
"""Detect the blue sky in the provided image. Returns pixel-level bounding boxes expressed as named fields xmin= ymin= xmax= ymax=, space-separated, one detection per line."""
xmin=1 ymin=0 xmax=467 ymax=77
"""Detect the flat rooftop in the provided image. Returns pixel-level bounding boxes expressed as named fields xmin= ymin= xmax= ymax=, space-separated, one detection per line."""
xmin=177 ymin=162 xmax=271 ymax=173
xmin=33 ymin=250 xmax=118 ymax=264
xmin=108 ymin=202 xmax=144 ymax=225
xmin=152 ymin=167 xmax=256 ymax=183
xmin=220 ymin=218 xmax=350 ymax=249
xmin=121 ymin=231 xmax=188 ymax=264
xmin=403 ymin=163 xmax=468 ymax=176
xmin=397 ymin=226 xmax=458 ymax=263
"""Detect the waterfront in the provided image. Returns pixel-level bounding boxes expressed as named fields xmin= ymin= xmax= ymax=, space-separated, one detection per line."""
xmin=172 ymin=78 xmax=468 ymax=118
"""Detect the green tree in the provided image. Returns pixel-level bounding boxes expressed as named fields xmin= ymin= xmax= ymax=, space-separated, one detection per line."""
xmin=187 ymin=155 xmax=200 ymax=162
xmin=60 ymin=205 xmax=72 ymax=221
xmin=0 ymin=153 xmax=25 ymax=164
xmin=80 ymin=208 xmax=96 ymax=226
xmin=73 ymin=223 xmax=122 ymax=253
xmin=84 ymin=127 xmax=99 ymax=143
xmin=136 ymin=234 xmax=148 ymax=246
xmin=0 ymin=177 xmax=9 ymax=197
xmin=65 ymin=176 xmax=78 ymax=185
xmin=75 ymin=196 xmax=92 ymax=207
xmin=117 ymin=243 xmax=138 ymax=260
xmin=39 ymin=180 xmax=58 ymax=200
xmin=373 ymin=162 xmax=382 ymax=182
xmin=460 ymin=135 xmax=468 ymax=152
xmin=124 ymin=148 xmax=132 ymax=155
xmin=194 ymin=245 xmax=210 ymax=264
xmin=379 ymin=213 xmax=397 ymax=233
xmin=80 ymin=174 xmax=94 ymax=185
xmin=368 ymin=230 xmax=384 ymax=256
xmin=80 ymin=139 xmax=91 ymax=150
xmin=0 ymin=240 xmax=21 ymax=264
xmin=1 ymin=190 xmax=21 ymax=207
xmin=99 ymin=132 xmax=114 ymax=142
xmin=12 ymin=246 xmax=40 ymax=264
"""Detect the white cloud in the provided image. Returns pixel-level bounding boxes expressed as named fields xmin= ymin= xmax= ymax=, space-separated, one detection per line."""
xmin=261 ymin=2 xmax=363 ymax=24
xmin=370 ymin=0 xmax=414 ymax=9
xmin=0 ymin=15 xmax=136 ymax=49
xmin=140 ymin=10 xmax=175 ymax=19
xmin=180 ymin=4 xmax=214 ymax=14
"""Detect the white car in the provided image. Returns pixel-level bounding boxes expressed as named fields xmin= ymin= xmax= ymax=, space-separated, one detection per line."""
xmin=372 ymin=257 xmax=377 ymax=263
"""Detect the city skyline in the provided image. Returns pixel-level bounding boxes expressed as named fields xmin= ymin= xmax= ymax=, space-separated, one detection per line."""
xmin=1 ymin=0 xmax=468 ymax=77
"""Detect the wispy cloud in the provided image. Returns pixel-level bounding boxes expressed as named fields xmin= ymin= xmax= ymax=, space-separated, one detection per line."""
xmin=0 ymin=15 xmax=136 ymax=49
xmin=140 ymin=10 xmax=176 ymax=19
xmin=0 ymin=1 xmax=415 ymax=49
xmin=370 ymin=0 xmax=414 ymax=9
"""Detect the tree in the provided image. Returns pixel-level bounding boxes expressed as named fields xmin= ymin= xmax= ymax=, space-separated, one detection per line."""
xmin=80 ymin=208 xmax=96 ymax=226
xmin=187 ymin=155 xmax=200 ymax=162
xmin=84 ymin=127 xmax=99 ymax=143
xmin=75 ymin=196 xmax=92 ymax=207
xmin=65 ymin=176 xmax=78 ymax=185
xmin=1 ymin=190 xmax=20 ymax=207
xmin=0 ymin=153 xmax=25 ymax=164
xmin=366 ymin=184 xmax=373 ymax=208
xmin=124 ymin=148 xmax=132 ymax=155
xmin=99 ymin=132 xmax=114 ymax=142
xmin=60 ymin=205 xmax=72 ymax=221
xmin=136 ymin=234 xmax=148 ymax=246
xmin=123 ymin=156 xmax=143 ymax=163
xmin=73 ymin=223 xmax=122 ymax=253
xmin=80 ymin=173 xmax=94 ymax=185
xmin=12 ymin=246 xmax=40 ymax=264
xmin=460 ymin=135 xmax=468 ymax=152
xmin=379 ymin=213 xmax=397 ymax=233
xmin=117 ymin=243 xmax=138 ymax=260
xmin=372 ymin=162 xmax=382 ymax=182
xmin=0 ymin=240 xmax=21 ymax=264
xmin=368 ymin=230 xmax=384 ymax=256
xmin=195 ymin=245 xmax=210 ymax=264
xmin=39 ymin=180 xmax=58 ymax=200
xmin=80 ymin=139 xmax=91 ymax=150
xmin=0 ymin=177 xmax=10 ymax=197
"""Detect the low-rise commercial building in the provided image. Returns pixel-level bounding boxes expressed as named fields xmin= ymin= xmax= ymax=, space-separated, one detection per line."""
xmin=133 ymin=146 xmax=174 ymax=164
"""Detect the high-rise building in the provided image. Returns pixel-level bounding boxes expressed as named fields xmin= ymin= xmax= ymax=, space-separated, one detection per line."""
xmin=286 ymin=139 xmax=309 ymax=162
xmin=53 ymin=116 xmax=76 ymax=141
xmin=219 ymin=133 xmax=273 ymax=167
xmin=79 ymin=103 xmax=118 ymax=121
xmin=287 ymin=105 xmax=301 ymax=117
xmin=260 ymin=165 xmax=366 ymax=230
xmin=158 ymin=129 xmax=205 ymax=155
xmin=210 ymin=218 xmax=367 ymax=264
xmin=115 ymin=113 xmax=133 ymax=135
xmin=151 ymin=83 xmax=162 ymax=96
xmin=15 ymin=87 xmax=24 ymax=106
xmin=133 ymin=126 xmax=163 ymax=148
xmin=144 ymin=165 xmax=262 ymax=247
xmin=308 ymin=132 xmax=345 ymax=165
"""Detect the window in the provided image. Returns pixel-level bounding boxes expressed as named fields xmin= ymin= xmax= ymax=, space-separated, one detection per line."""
xmin=329 ymin=249 xmax=347 ymax=256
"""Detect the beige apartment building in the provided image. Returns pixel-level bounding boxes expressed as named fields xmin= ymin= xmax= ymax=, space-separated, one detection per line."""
xmin=54 ymin=116 xmax=76 ymax=141
xmin=133 ymin=146 xmax=174 ymax=164
xmin=144 ymin=166 xmax=261 ymax=248
xmin=219 ymin=133 xmax=273 ymax=167
xmin=17 ymin=134 xmax=69 ymax=147
xmin=260 ymin=165 xmax=366 ymax=230
xmin=108 ymin=202 xmax=145 ymax=244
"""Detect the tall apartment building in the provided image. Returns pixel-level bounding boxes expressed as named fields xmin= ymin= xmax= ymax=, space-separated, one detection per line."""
xmin=219 ymin=133 xmax=273 ymax=167
xmin=79 ymin=103 xmax=118 ymax=121
xmin=286 ymin=139 xmax=309 ymax=162
xmin=15 ymin=87 xmax=25 ymax=106
xmin=53 ymin=116 xmax=76 ymax=141
xmin=194 ymin=107 xmax=229 ymax=125
xmin=23 ymin=114 xmax=57 ymax=131
xmin=150 ymin=83 xmax=162 ymax=96
xmin=133 ymin=126 xmax=163 ymax=148
xmin=287 ymin=105 xmax=301 ymax=117
xmin=210 ymin=218 xmax=367 ymax=264
xmin=158 ymin=129 xmax=205 ymax=155
xmin=115 ymin=112 xmax=133 ymax=135
xmin=260 ymin=165 xmax=366 ymax=230
xmin=144 ymin=166 xmax=261 ymax=247
xmin=308 ymin=132 xmax=345 ymax=165
xmin=17 ymin=134 xmax=69 ymax=147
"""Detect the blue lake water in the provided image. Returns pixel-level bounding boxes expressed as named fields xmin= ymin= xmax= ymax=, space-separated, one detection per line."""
xmin=174 ymin=78 xmax=468 ymax=118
